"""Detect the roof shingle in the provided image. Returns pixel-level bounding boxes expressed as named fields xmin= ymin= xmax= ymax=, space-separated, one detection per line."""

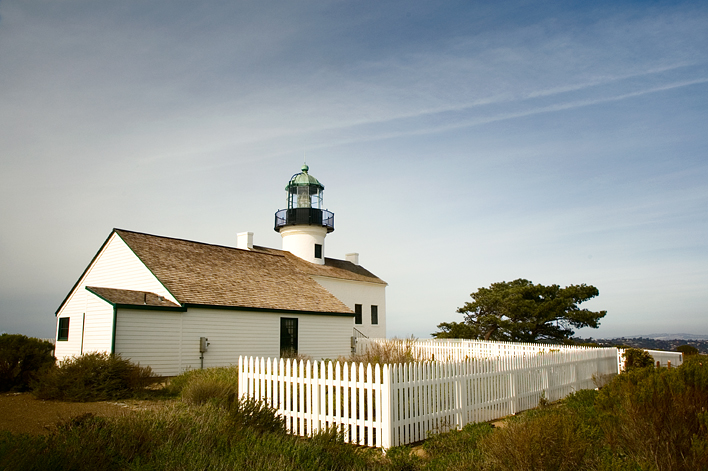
xmin=114 ymin=229 xmax=383 ymax=314
xmin=86 ymin=286 xmax=182 ymax=308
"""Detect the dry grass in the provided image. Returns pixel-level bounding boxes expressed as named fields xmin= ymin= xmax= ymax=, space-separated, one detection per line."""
xmin=348 ymin=337 xmax=430 ymax=365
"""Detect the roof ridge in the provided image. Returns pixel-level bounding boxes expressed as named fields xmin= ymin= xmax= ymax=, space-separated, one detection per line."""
xmin=114 ymin=228 xmax=286 ymax=258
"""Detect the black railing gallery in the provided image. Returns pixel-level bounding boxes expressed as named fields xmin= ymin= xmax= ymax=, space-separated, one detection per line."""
xmin=274 ymin=208 xmax=334 ymax=232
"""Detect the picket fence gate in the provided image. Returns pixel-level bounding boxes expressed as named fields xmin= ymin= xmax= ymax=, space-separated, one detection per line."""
xmin=238 ymin=347 xmax=618 ymax=448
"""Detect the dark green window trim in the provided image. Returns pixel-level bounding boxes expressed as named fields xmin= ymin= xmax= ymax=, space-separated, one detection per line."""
xmin=280 ymin=317 xmax=298 ymax=356
xmin=355 ymin=304 xmax=362 ymax=325
xmin=371 ymin=305 xmax=378 ymax=325
xmin=57 ymin=317 xmax=70 ymax=341
xmin=111 ymin=307 xmax=117 ymax=354
xmin=314 ymin=244 xmax=322 ymax=259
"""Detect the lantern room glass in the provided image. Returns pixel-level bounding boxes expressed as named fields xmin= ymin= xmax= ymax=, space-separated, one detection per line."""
xmin=287 ymin=182 xmax=323 ymax=210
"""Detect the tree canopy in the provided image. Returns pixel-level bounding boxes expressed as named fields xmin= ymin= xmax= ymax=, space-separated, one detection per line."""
xmin=433 ymin=279 xmax=607 ymax=343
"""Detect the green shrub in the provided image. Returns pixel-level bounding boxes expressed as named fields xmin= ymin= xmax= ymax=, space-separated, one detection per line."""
xmin=0 ymin=334 xmax=55 ymax=392
xmin=683 ymin=353 xmax=708 ymax=367
xmin=677 ymin=344 xmax=699 ymax=356
xmin=622 ymin=347 xmax=654 ymax=370
xmin=180 ymin=375 xmax=237 ymax=406
xmin=32 ymin=352 xmax=155 ymax=401
xmin=166 ymin=366 xmax=238 ymax=396
xmin=227 ymin=396 xmax=285 ymax=434
xmin=167 ymin=366 xmax=239 ymax=408
xmin=478 ymin=408 xmax=593 ymax=471
xmin=596 ymin=361 xmax=708 ymax=471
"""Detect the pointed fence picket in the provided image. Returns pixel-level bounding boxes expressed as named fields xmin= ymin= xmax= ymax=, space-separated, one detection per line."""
xmin=238 ymin=346 xmax=618 ymax=449
xmin=238 ymin=357 xmax=389 ymax=447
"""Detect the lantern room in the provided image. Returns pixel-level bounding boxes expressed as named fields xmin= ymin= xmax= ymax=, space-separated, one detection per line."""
xmin=274 ymin=164 xmax=334 ymax=233
xmin=275 ymin=164 xmax=334 ymax=265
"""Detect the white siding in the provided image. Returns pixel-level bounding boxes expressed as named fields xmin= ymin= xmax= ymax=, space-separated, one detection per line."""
xmin=114 ymin=307 xmax=353 ymax=376
xmin=55 ymin=233 xmax=176 ymax=361
xmin=312 ymin=276 xmax=386 ymax=338
xmin=114 ymin=309 xmax=183 ymax=375
xmin=297 ymin=314 xmax=352 ymax=359
xmin=81 ymin=294 xmax=114 ymax=354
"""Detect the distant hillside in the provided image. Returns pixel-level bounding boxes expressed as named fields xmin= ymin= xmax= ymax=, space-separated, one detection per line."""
xmin=574 ymin=337 xmax=708 ymax=354
xmin=629 ymin=333 xmax=708 ymax=341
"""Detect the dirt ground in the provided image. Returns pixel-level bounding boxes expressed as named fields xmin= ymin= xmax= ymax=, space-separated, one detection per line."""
xmin=0 ymin=392 xmax=164 ymax=435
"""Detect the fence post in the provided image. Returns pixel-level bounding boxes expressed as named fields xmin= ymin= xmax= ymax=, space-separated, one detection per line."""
xmin=456 ymin=361 xmax=467 ymax=430
xmin=238 ymin=356 xmax=243 ymax=399
xmin=508 ymin=361 xmax=516 ymax=415
xmin=380 ymin=364 xmax=392 ymax=450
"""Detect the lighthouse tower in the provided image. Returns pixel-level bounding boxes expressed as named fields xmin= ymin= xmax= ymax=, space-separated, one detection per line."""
xmin=274 ymin=164 xmax=334 ymax=265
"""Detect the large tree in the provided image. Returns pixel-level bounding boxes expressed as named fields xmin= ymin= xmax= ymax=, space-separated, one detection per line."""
xmin=433 ymin=279 xmax=607 ymax=343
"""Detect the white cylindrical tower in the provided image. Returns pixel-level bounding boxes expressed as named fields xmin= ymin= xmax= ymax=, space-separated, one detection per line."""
xmin=274 ymin=164 xmax=334 ymax=264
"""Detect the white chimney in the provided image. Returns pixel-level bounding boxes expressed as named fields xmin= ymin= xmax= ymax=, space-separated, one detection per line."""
xmin=237 ymin=232 xmax=254 ymax=250
xmin=345 ymin=253 xmax=359 ymax=265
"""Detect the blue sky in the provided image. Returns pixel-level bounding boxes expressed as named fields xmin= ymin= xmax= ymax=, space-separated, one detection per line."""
xmin=1 ymin=0 xmax=706 ymax=340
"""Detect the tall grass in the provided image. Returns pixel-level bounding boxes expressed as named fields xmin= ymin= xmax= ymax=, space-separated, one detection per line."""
xmin=4 ymin=353 xmax=707 ymax=470
xmin=349 ymin=337 xmax=429 ymax=365
xmin=167 ymin=365 xmax=240 ymax=406
xmin=0 ymin=401 xmax=386 ymax=471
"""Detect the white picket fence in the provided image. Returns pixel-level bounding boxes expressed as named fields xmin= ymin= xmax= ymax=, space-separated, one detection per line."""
xmin=358 ymin=338 xmax=685 ymax=372
xmin=355 ymin=337 xmax=594 ymax=362
xmin=238 ymin=347 xmax=618 ymax=448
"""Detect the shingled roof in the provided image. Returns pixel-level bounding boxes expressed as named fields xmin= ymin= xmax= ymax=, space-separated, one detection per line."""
xmin=86 ymin=286 xmax=182 ymax=309
xmin=112 ymin=229 xmax=384 ymax=314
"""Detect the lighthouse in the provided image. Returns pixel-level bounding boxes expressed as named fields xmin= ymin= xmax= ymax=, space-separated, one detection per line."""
xmin=274 ymin=164 xmax=334 ymax=265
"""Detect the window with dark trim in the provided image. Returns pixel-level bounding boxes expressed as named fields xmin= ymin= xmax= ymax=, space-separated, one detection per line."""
xmin=371 ymin=305 xmax=378 ymax=325
xmin=57 ymin=317 xmax=70 ymax=341
xmin=354 ymin=304 xmax=362 ymax=324
xmin=314 ymin=243 xmax=322 ymax=259
xmin=280 ymin=317 xmax=298 ymax=356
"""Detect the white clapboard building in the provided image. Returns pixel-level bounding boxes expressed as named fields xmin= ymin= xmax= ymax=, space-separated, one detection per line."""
xmin=54 ymin=165 xmax=386 ymax=375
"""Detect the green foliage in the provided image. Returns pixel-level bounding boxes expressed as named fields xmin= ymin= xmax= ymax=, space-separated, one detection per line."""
xmin=622 ymin=348 xmax=654 ymax=370
xmin=0 ymin=402 xmax=382 ymax=471
xmin=433 ymin=279 xmax=607 ymax=342
xmin=169 ymin=366 xmax=239 ymax=404
xmin=596 ymin=361 xmax=708 ymax=471
xmin=479 ymin=409 xmax=593 ymax=471
xmin=5 ymin=358 xmax=708 ymax=471
xmin=683 ymin=353 xmax=708 ymax=367
xmin=181 ymin=375 xmax=237 ymax=406
xmin=228 ymin=397 xmax=286 ymax=434
xmin=677 ymin=344 xmax=699 ymax=356
xmin=170 ymin=367 xmax=284 ymax=434
xmin=422 ymin=422 xmax=492 ymax=470
xmin=32 ymin=352 xmax=155 ymax=401
xmin=0 ymin=334 xmax=55 ymax=392
xmin=428 ymin=321 xmax=476 ymax=340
